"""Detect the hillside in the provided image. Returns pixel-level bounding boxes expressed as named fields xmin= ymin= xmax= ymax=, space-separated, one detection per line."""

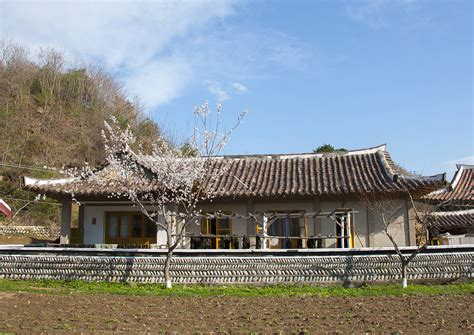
xmin=0 ymin=42 xmax=162 ymax=226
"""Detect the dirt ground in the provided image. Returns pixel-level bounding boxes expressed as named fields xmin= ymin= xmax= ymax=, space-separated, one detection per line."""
xmin=0 ymin=292 xmax=472 ymax=334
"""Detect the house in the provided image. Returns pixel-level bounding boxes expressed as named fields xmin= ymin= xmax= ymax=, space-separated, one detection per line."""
xmin=423 ymin=164 xmax=474 ymax=245
xmin=23 ymin=144 xmax=445 ymax=249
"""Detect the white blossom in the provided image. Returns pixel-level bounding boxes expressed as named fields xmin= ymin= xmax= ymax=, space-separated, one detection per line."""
xmin=61 ymin=102 xmax=246 ymax=288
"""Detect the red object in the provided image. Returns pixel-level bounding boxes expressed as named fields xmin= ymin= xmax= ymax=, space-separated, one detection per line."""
xmin=0 ymin=199 xmax=13 ymax=219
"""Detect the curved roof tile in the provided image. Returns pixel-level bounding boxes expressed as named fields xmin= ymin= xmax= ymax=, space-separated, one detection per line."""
xmin=23 ymin=145 xmax=445 ymax=199
xmin=426 ymin=209 xmax=474 ymax=229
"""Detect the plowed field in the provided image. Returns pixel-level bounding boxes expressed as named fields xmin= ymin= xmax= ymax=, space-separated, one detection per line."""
xmin=1 ymin=291 xmax=472 ymax=334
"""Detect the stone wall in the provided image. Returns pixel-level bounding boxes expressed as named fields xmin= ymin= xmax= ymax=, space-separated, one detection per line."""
xmin=0 ymin=247 xmax=472 ymax=285
xmin=0 ymin=226 xmax=59 ymax=238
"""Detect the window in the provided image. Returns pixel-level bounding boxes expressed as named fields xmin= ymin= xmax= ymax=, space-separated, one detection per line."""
xmin=268 ymin=217 xmax=299 ymax=237
xmin=335 ymin=211 xmax=354 ymax=248
xmin=120 ymin=216 xmax=128 ymax=238
xmin=131 ymin=215 xmax=142 ymax=237
xmin=199 ymin=213 xmax=233 ymax=249
xmin=144 ymin=217 xmax=156 ymax=238
xmin=105 ymin=212 xmax=157 ymax=245
xmin=108 ymin=214 xmax=118 ymax=239
xmin=217 ymin=217 xmax=231 ymax=235
xmin=267 ymin=214 xmax=302 ymax=249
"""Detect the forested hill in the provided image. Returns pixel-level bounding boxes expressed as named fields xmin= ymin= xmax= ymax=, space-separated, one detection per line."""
xmin=0 ymin=42 xmax=162 ymax=225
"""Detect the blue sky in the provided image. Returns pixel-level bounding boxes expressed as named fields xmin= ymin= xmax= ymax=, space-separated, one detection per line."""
xmin=1 ymin=0 xmax=472 ymax=178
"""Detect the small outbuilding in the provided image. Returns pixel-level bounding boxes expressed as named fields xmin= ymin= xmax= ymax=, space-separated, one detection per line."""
xmin=424 ymin=164 xmax=474 ymax=244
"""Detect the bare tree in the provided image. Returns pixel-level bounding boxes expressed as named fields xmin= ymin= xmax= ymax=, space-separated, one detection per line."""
xmin=360 ymin=186 xmax=438 ymax=288
xmin=66 ymin=102 xmax=246 ymax=288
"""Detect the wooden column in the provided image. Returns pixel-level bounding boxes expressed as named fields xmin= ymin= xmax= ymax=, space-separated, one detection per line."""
xmin=406 ymin=196 xmax=416 ymax=246
xmin=247 ymin=199 xmax=255 ymax=235
xmin=261 ymin=215 xmax=268 ymax=250
xmin=156 ymin=213 xmax=168 ymax=248
xmin=247 ymin=199 xmax=256 ymax=249
xmin=60 ymin=196 xmax=72 ymax=245
xmin=312 ymin=197 xmax=321 ymax=246
xmin=77 ymin=204 xmax=84 ymax=244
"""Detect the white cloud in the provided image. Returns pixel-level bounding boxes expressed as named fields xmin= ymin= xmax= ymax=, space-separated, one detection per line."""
xmin=184 ymin=28 xmax=314 ymax=81
xmin=345 ymin=0 xmax=390 ymax=28
xmin=125 ymin=55 xmax=192 ymax=108
xmin=0 ymin=0 xmax=235 ymax=107
xmin=1 ymin=1 xmax=313 ymax=110
xmin=344 ymin=0 xmax=425 ymax=29
xmin=206 ymin=81 xmax=249 ymax=102
xmin=232 ymin=82 xmax=248 ymax=93
xmin=207 ymin=81 xmax=231 ymax=103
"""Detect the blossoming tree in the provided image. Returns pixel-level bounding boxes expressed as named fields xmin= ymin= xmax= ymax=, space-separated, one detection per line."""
xmin=67 ymin=102 xmax=246 ymax=288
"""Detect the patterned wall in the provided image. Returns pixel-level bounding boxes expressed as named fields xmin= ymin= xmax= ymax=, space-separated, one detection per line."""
xmin=0 ymin=249 xmax=472 ymax=284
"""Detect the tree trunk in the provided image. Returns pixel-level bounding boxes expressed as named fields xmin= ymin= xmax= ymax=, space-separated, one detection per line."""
xmin=164 ymin=228 xmax=173 ymax=289
xmin=162 ymin=213 xmax=189 ymax=289
xmin=164 ymin=249 xmax=173 ymax=289
xmin=401 ymin=261 xmax=408 ymax=289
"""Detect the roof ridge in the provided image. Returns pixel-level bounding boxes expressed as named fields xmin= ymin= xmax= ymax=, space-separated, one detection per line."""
xmin=430 ymin=209 xmax=474 ymax=216
xmin=376 ymin=150 xmax=396 ymax=181
xmin=23 ymin=176 xmax=76 ymax=187
xmin=217 ymin=144 xmax=388 ymax=160
xmin=455 ymin=164 xmax=474 ymax=170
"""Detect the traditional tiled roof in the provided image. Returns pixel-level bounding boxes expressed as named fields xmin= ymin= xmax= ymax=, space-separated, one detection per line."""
xmin=24 ymin=144 xmax=445 ymax=199
xmin=426 ymin=209 xmax=474 ymax=229
xmin=423 ymin=165 xmax=473 ymax=206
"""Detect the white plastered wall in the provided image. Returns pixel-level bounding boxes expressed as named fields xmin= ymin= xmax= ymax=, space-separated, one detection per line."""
xmin=319 ymin=198 xmax=410 ymax=248
xmin=368 ymin=198 xmax=410 ymax=247
xmin=81 ymin=197 xmax=411 ymax=248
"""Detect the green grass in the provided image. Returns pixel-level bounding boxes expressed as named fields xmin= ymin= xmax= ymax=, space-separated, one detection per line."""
xmin=0 ymin=279 xmax=472 ymax=297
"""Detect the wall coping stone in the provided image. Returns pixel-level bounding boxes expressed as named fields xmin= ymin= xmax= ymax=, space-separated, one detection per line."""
xmin=0 ymin=245 xmax=473 ymax=258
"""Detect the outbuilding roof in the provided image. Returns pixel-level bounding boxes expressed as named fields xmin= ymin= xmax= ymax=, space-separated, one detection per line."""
xmin=426 ymin=209 xmax=474 ymax=229
xmin=423 ymin=164 xmax=473 ymax=206
xmin=24 ymin=144 xmax=445 ymax=199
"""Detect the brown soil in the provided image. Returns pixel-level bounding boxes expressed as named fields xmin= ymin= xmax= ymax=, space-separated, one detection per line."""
xmin=0 ymin=292 xmax=472 ymax=334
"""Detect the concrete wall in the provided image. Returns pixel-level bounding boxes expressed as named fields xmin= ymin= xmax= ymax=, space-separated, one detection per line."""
xmin=81 ymin=196 xmax=412 ymax=248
